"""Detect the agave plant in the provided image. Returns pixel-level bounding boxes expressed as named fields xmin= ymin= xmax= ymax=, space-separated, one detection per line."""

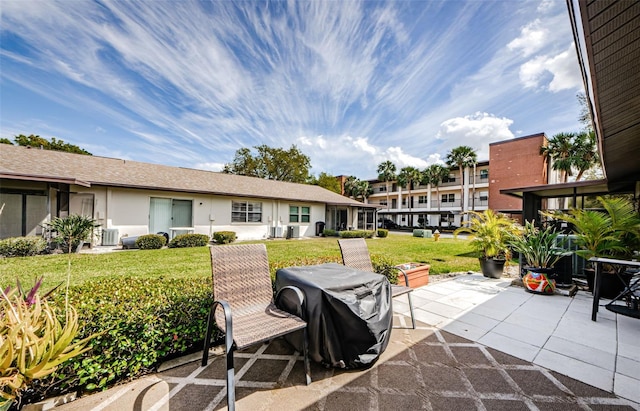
xmin=0 ymin=279 xmax=95 ymax=409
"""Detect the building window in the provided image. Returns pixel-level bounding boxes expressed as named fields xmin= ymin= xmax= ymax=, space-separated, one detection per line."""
xmin=232 ymin=201 xmax=262 ymax=223
xmin=378 ymin=186 xmax=386 ymax=192
xmin=289 ymin=205 xmax=310 ymax=223
xmin=479 ymin=195 xmax=488 ymax=201
xmin=480 ymin=169 xmax=489 ymax=179
xmin=380 ymin=199 xmax=387 ymax=206
xmin=441 ymin=194 xmax=455 ymax=203
xmin=442 ymin=175 xmax=456 ymax=183
xmin=418 ymin=195 xmax=427 ymax=204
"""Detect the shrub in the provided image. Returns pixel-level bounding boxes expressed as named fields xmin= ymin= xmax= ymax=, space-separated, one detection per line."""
xmin=376 ymin=229 xmax=389 ymax=238
xmin=1 ymin=278 xmax=96 ymax=409
xmin=169 ymin=233 xmax=210 ymax=248
xmin=322 ymin=229 xmax=338 ymax=237
xmin=339 ymin=230 xmax=374 ymax=239
xmin=135 ymin=234 xmax=166 ymax=250
xmin=212 ymin=231 xmax=236 ymax=244
xmin=30 ymin=278 xmax=216 ymax=401
xmin=43 ymin=214 xmax=99 ymax=253
xmin=371 ymin=254 xmax=399 ymax=284
xmin=268 ymin=256 xmax=341 ymax=281
xmin=0 ymin=236 xmax=47 ymax=257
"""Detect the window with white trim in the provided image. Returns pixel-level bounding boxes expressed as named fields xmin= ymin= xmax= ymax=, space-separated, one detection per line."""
xmin=441 ymin=194 xmax=455 ymax=203
xmin=232 ymin=201 xmax=262 ymax=223
xmin=289 ymin=205 xmax=310 ymax=223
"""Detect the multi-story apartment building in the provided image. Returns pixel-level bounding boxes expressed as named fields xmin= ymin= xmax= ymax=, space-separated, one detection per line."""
xmin=366 ymin=133 xmax=554 ymax=229
xmin=368 ymin=161 xmax=490 ymax=229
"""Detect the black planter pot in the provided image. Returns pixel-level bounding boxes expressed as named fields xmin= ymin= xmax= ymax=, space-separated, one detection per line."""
xmin=586 ymin=268 xmax=633 ymax=299
xmin=479 ymin=257 xmax=506 ymax=279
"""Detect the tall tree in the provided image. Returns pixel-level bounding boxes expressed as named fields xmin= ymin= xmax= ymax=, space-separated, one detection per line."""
xmin=540 ymin=132 xmax=576 ymax=183
xmin=11 ymin=134 xmax=92 ymax=155
xmin=423 ymin=164 xmax=450 ymax=212
xmin=397 ymin=166 xmax=421 ymax=227
xmin=343 ymin=176 xmax=360 ymax=198
xmin=573 ymin=131 xmax=598 ymax=181
xmin=223 ymin=144 xmax=311 ymax=183
xmin=354 ymin=180 xmax=373 ymax=203
xmin=446 ymin=146 xmax=477 ymax=213
xmin=312 ymin=172 xmax=342 ymax=194
xmin=377 ymin=160 xmax=397 ymax=212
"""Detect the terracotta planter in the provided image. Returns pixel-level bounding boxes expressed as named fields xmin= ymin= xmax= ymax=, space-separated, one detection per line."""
xmin=523 ymin=267 xmax=556 ymax=294
xmin=397 ymin=263 xmax=430 ymax=288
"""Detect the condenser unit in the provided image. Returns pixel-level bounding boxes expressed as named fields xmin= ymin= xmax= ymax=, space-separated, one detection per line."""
xmin=101 ymin=229 xmax=119 ymax=246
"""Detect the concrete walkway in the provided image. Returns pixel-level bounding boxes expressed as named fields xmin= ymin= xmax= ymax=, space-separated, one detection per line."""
xmin=54 ymin=274 xmax=640 ymax=410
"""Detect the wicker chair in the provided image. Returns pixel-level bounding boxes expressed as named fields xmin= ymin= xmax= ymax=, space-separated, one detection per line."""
xmin=201 ymin=244 xmax=311 ymax=410
xmin=338 ymin=238 xmax=416 ymax=329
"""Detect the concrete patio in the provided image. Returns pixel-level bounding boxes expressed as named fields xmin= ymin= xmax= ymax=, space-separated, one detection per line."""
xmin=55 ymin=273 xmax=640 ymax=410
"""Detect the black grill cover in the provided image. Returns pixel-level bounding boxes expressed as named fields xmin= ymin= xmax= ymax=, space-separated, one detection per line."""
xmin=275 ymin=263 xmax=392 ymax=369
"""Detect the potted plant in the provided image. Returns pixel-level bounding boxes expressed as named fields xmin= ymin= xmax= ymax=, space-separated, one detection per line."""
xmin=454 ymin=210 xmax=518 ymax=278
xmin=508 ymin=221 xmax=569 ymax=294
xmin=547 ymin=196 xmax=640 ymax=297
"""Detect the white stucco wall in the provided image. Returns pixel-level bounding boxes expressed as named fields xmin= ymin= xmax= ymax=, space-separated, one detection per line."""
xmin=67 ymin=186 xmax=333 ymax=243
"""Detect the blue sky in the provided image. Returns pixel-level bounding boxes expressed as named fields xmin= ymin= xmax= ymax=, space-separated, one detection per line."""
xmin=1 ymin=0 xmax=584 ymax=179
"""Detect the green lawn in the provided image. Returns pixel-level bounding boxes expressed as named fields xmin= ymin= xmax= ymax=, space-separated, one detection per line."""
xmin=0 ymin=234 xmax=478 ymax=289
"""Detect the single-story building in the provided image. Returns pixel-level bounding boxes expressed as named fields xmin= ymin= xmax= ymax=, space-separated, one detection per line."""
xmin=0 ymin=144 xmax=377 ymax=244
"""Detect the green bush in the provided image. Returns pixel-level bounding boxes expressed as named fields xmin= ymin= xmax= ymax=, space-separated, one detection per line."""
xmin=169 ymin=233 xmax=210 ymax=248
xmin=376 ymin=229 xmax=389 ymax=238
xmin=0 ymin=236 xmax=47 ymax=257
xmin=339 ymin=230 xmax=374 ymax=239
xmin=212 ymin=231 xmax=236 ymax=244
xmin=371 ymin=254 xmax=399 ymax=284
xmin=322 ymin=229 xmax=338 ymax=237
xmin=41 ymin=278 xmax=215 ymax=398
xmin=135 ymin=234 xmax=166 ymax=250
xmin=43 ymin=214 xmax=99 ymax=253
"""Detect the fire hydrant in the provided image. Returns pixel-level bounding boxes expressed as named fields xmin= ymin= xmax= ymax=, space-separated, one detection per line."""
xmin=433 ymin=229 xmax=441 ymax=242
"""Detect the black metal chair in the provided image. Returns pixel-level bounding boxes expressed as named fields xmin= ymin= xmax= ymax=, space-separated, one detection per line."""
xmin=201 ymin=244 xmax=311 ymax=410
xmin=338 ymin=238 xmax=416 ymax=329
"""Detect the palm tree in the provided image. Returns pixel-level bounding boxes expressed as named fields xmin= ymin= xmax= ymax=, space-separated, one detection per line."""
xmin=446 ymin=146 xmax=477 ymax=214
xmin=354 ymin=180 xmax=373 ymax=203
xmin=423 ymin=164 xmax=450 ymax=213
xmin=573 ymin=131 xmax=599 ymax=181
xmin=377 ymin=161 xmax=397 ymax=212
xmin=344 ymin=176 xmax=359 ymax=198
xmin=540 ymin=132 xmax=574 ymax=183
xmin=397 ymin=166 xmax=421 ymax=227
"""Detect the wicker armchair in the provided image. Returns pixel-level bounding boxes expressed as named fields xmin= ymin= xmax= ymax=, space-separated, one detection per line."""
xmin=201 ymin=244 xmax=310 ymax=410
xmin=338 ymin=238 xmax=415 ymax=329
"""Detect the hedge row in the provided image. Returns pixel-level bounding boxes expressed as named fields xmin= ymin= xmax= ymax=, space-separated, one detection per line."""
xmin=0 ymin=236 xmax=47 ymax=257
xmin=24 ymin=278 xmax=216 ymax=403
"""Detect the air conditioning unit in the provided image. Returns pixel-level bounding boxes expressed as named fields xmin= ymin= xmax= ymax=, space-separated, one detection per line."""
xmin=270 ymin=227 xmax=283 ymax=238
xmin=102 ymin=228 xmax=119 ymax=246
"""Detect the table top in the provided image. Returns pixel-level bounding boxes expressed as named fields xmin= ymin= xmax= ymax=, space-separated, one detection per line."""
xmin=276 ymin=263 xmax=385 ymax=290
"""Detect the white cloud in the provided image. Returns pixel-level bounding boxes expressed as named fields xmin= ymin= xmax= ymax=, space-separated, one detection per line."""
xmin=518 ymin=44 xmax=581 ymax=92
xmin=194 ymin=162 xmax=225 ymax=172
xmin=436 ymin=112 xmax=515 ymax=160
xmin=507 ymin=19 xmax=548 ymax=57
xmin=296 ymin=134 xmax=428 ymax=177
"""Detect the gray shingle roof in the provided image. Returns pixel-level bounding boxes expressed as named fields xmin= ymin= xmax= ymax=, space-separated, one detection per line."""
xmin=0 ymin=145 xmax=368 ymax=207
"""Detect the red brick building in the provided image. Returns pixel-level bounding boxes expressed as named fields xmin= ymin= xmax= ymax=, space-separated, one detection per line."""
xmin=488 ymin=133 xmax=549 ymax=220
